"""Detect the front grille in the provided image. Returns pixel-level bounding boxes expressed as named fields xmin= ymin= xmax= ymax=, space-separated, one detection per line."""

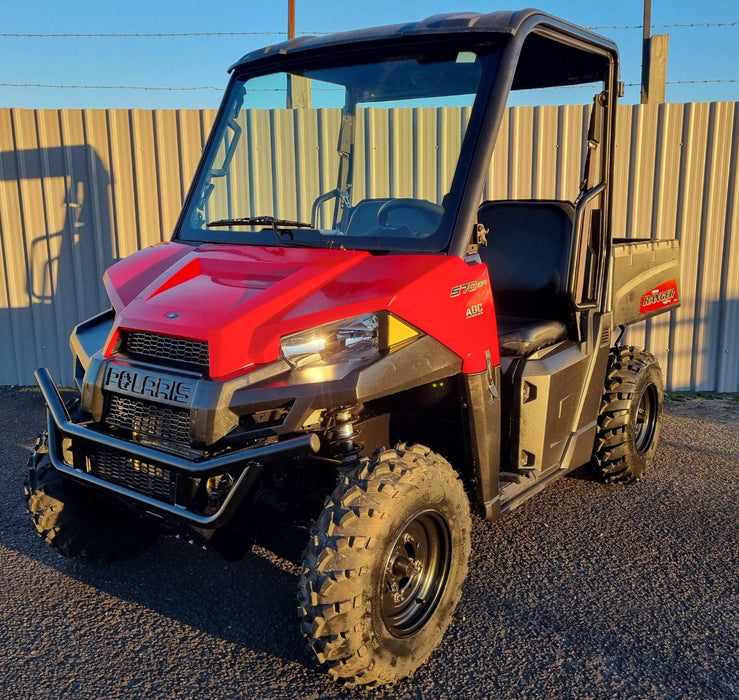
xmin=88 ymin=448 xmax=175 ymax=503
xmin=105 ymin=394 xmax=191 ymax=445
xmin=122 ymin=331 xmax=209 ymax=367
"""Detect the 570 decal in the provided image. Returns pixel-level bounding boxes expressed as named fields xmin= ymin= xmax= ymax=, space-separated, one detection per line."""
xmin=450 ymin=279 xmax=488 ymax=298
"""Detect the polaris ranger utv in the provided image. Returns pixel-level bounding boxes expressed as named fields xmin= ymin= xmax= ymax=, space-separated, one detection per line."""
xmin=25 ymin=9 xmax=681 ymax=688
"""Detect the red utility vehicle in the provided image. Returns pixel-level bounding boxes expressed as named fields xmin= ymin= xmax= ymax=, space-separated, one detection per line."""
xmin=26 ymin=9 xmax=681 ymax=688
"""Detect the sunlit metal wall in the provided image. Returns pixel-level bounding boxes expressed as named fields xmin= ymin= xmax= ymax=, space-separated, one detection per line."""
xmin=0 ymin=103 xmax=737 ymax=390
xmin=0 ymin=108 xmax=216 ymax=386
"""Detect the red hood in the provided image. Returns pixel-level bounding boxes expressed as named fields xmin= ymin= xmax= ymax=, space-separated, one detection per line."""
xmin=103 ymin=242 xmax=482 ymax=378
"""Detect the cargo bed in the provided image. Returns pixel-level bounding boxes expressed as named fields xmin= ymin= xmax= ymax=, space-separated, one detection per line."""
xmin=610 ymin=238 xmax=681 ymax=326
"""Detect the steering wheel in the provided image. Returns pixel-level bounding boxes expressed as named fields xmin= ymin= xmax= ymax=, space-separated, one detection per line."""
xmin=377 ymin=198 xmax=444 ymax=236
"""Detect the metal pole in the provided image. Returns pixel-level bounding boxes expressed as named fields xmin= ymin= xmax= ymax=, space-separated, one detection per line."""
xmin=287 ymin=0 xmax=295 ymax=107
xmin=641 ymin=0 xmax=652 ymax=103
xmin=288 ymin=0 xmax=295 ymax=40
xmin=643 ymin=0 xmax=651 ymax=43
xmin=286 ymin=1 xmax=311 ymax=108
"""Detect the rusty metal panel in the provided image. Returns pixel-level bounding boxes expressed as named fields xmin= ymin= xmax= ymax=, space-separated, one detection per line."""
xmin=0 ymin=104 xmax=737 ymax=392
xmin=389 ymin=108 xmax=413 ymax=198
xmin=129 ymin=110 xmax=161 ymax=249
xmin=437 ymin=107 xmax=465 ymax=202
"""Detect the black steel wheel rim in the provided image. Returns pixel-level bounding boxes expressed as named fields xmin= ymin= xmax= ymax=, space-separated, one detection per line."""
xmin=380 ymin=509 xmax=452 ymax=638
xmin=635 ymin=383 xmax=658 ymax=452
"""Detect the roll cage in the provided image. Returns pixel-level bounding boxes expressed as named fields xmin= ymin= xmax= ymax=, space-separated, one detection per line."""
xmin=173 ymin=9 xmax=619 ymax=258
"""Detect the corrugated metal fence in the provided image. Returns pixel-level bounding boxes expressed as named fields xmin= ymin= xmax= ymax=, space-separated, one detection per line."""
xmin=0 ymin=103 xmax=737 ymax=390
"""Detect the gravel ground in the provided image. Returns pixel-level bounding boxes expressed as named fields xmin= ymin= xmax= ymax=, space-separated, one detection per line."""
xmin=1 ymin=387 xmax=737 ymax=699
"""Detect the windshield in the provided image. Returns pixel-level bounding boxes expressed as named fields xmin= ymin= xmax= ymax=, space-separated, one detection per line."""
xmin=177 ymin=45 xmax=498 ymax=252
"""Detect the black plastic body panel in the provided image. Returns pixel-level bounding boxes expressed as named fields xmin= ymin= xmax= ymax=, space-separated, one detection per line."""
xmin=496 ymin=313 xmax=613 ymax=512
xmin=460 ymin=369 xmax=502 ymax=519
xmin=35 ymin=367 xmax=319 ymax=528
xmin=49 ymin=323 xmax=464 ymax=529
xmin=70 ymin=303 xmax=461 ymax=447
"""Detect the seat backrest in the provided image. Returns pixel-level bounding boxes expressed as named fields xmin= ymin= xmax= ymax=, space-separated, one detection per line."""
xmin=477 ymin=200 xmax=574 ymax=320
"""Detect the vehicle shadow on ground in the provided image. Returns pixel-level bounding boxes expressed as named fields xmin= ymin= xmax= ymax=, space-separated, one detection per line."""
xmin=563 ymin=463 xmax=600 ymax=483
xmin=99 ymin=534 xmax=311 ymax=659
xmin=0 ymin=389 xmax=315 ymax=673
xmin=17 ymin=520 xmax=317 ymax=671
xmin=5 ymin=389 xmax=738 ymax=700
xmin=2 ymin=389 xmax=460 ymax=698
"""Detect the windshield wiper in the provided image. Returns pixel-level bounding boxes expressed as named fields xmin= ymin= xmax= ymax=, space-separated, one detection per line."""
xmin=205 ymin=215 xmax=340 ymax=249
xmin=206 ymin=215 xmax=313 ymax=230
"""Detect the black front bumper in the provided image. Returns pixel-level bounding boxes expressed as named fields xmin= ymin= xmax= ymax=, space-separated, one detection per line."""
xmin=35 ymin=367 xmax=320 ymax=528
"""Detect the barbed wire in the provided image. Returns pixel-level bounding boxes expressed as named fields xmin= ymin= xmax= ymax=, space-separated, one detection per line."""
xmin=0 ymin=82 xmax=223 ymax=91
xmin=0 ymin=22 xmax=736 ymax=38
xmin=618 ymin=79 xmax=739 ymax=87
xmin=0 ymin=83 xmax=346 ymax=92
xmin=2 ymin=21 xmax=736 ymax=95
xmin=589 ymin=21 xmax=737 ymax=30
xmin=2 ymin=79 xmax=737 ymax=92
xmin=639 ymin=79 xmax=739 ymax=85
xmin=1 ymin=31 xmax=329 ymax=38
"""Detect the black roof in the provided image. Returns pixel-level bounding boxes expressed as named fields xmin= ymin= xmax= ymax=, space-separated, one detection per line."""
xmin=230 ymin=8 xmax=618 ymax=77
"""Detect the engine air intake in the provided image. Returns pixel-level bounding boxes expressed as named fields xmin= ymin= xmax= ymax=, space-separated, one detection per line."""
xmin=87 ymin=448 xmax=176 ymax=503
xmin=105 ymin=394 xmax=191 ymax=445
xmin=122 ymin=331 xmax=209 ymax=367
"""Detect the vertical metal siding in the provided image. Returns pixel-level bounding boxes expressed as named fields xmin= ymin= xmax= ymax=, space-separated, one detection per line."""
xmin=720 ymin=108 xmax=739 ymax=392
xmin=0 ymin=107 xmax=218 ymax=386
xmin=0 ymin=104 xmax=736 ymax=390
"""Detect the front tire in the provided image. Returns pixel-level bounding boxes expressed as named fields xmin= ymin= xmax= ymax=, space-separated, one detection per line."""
xmin=298 ymin=444 xmax=471 ymax=688
xmin=592 ymin=346 xmax=664 ymax=483
xmin=24 ymin=434 xmax=153 ymax=561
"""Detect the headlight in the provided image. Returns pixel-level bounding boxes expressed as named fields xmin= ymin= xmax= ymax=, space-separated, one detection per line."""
xmin=280 ymin=313 xmax=380 ymax=369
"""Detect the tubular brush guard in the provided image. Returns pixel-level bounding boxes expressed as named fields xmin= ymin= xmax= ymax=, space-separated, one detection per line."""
xmin=34 ymin=367 xmax=320 ymax=528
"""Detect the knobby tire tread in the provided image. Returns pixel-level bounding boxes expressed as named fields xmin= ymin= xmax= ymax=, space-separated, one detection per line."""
xmin=592 ymin=346 xmax=663 ymax=484
xmin=24 ymin=433 xmax=152 ymax=561
xmin=297 ymin=443 xmax=470 ymax=688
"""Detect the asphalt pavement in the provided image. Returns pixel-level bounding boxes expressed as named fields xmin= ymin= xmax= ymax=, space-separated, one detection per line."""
xmin=1 ymin=387 xmax=737 ymax=699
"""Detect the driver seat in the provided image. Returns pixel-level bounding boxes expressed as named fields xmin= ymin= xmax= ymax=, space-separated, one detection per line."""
xmin=477 ymin=200 xmax=574 ymax=356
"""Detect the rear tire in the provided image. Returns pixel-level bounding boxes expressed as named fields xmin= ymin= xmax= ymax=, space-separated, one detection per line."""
xmin=298 ymin=444 xmax=471 ymax=688
xmin=24 ymin=433 xmax=154 ymax=561
xmin=592 ymin=346 xmax=664 ymax=483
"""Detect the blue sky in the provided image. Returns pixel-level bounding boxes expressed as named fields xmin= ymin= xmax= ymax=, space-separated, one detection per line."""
xmin=1 ymin=0 xmax=737 ymax=109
